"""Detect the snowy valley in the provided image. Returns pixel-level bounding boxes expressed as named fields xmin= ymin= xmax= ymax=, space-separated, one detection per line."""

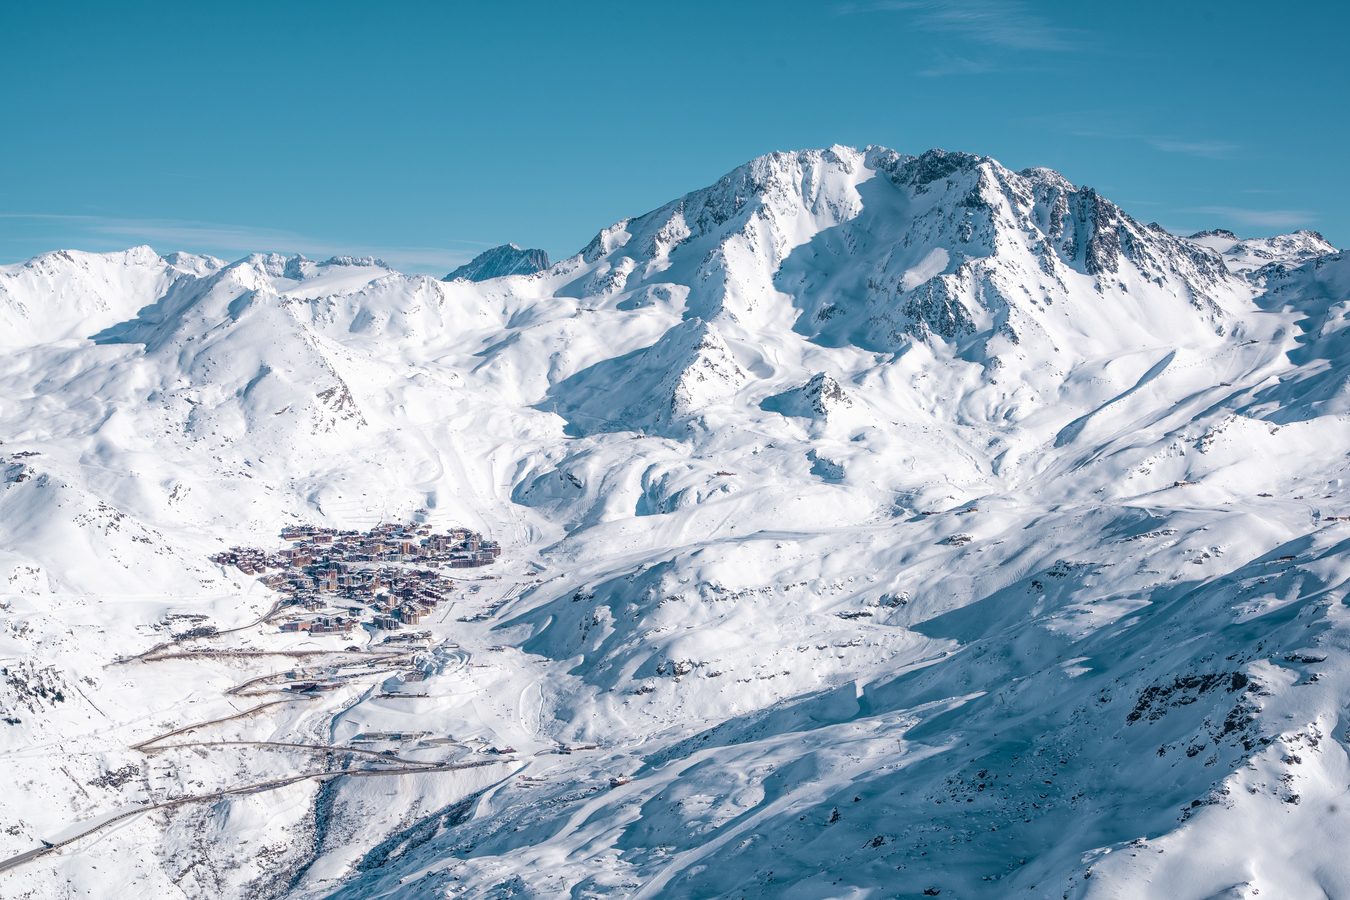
xmin=1 ymin=145 xmax=1348 ymax=899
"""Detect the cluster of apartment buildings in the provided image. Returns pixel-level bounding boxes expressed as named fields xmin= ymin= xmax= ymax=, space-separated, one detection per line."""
xmin=209 ymin=521 xmax=501 ymax=634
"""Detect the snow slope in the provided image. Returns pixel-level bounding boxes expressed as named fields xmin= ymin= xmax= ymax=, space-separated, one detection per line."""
xmin=1187 ymin=228 xmax=1336 ymax=274
xmin=0 ymin=145 xmax=1346 ymax=900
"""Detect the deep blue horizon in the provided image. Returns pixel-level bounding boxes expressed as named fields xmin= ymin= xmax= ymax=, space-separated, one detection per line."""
xmin=3 ymin=0 xmax=1345 ymax=273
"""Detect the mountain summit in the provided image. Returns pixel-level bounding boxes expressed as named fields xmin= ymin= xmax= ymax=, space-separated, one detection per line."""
xmin=443 ymin=243 xmax=551 ymax=281
xmin=1 ymin=145 xmax=1346 ymax=899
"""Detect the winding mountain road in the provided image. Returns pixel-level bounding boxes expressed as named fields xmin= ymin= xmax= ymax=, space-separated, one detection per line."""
xmin=0 ymin=758 xmax=513 ymax=877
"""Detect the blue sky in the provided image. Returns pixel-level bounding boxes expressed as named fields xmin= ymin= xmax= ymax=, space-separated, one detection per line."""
xmin=2 ymin=0 xmax=1345 ymax=273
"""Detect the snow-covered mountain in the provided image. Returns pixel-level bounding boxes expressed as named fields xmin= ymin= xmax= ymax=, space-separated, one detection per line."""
xmin=444 ymin=243 xmax=551 ymax=281
xmin=0 ymin=246 xmax=221 ymax=348
xmin=1 ymin=145 xmax=1346 ymax=899
xmin=1187 ymin=228 xmax=1335 ymax=274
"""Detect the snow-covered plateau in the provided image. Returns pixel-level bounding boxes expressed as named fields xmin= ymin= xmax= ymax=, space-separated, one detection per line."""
xmin=1 ymin=145 xmax=1348 ymax=899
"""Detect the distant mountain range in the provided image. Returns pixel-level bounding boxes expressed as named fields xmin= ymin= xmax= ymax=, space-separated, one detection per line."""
xmin=1 ymin=145 xmax=1346 ymax=899
xmin=444 ymin=243 xmax=550 ymax=281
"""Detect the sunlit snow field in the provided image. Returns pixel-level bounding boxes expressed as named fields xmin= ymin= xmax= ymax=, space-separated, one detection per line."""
xmin=1 ymin=147 xmax=1348 ymax=898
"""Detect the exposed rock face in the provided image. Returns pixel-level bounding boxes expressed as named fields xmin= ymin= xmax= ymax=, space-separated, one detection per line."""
xmin=444 ymin=243 xmax=551 ymax=281
xmin=557 ymin=145 xmax=1256 ymax=376
xmin=4 ymin=145 xmax=1350 ymax=900
xmin=762 ymin=373 xmax=854 ymax=421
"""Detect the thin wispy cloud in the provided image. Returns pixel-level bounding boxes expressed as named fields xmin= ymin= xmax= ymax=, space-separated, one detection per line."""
xmin=1146 ymin=138 xmax=1238 ymax=159
xmin=916 ymin=53 xmax=998 ymax=78
xmin=1025 ymin=111 xmax=1241 ymax=160
xmin=0 ymin=213 xmax=489 ymax=273
xmin=1183 ymin=205 xmax=1315 ymax=229
xmin=837 ymin=0 xmax=1080 ymax=52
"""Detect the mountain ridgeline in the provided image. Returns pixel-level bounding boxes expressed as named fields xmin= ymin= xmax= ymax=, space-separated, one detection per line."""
xmin=444 ymin=243 xmax=551 ymax=281
xmin=1 ymin=145 xmax=1347 ymax=899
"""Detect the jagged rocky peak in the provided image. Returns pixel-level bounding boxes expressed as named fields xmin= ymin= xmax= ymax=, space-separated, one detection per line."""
xmin=803 ymin=372 xmax=852 ymax=411
xmin=1017 ymin=165 xmax=1077 ymax=192
xmin=561 ymin=145 xmax=868 ymax=279
xmin=558 ymin=145 xmax=1249 ymax=355
xmin=444 ymin=243 xmax=551 ymax=282
xmin=762 ymin=373 xmax=855 ymax=422
xmin=887 ymin=146 xmax=990 ymax=187
xmin=781 ymin=148 xmax=1242 ymax=352
xmin=320 ymin=255 xmax=387 ymax=268
xmin=691 ymin=144 xmax=866 ymax=222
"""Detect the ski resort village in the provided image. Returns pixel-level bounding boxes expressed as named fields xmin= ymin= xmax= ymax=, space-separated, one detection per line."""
xmin=3 ymin=141 xmax=1349 ymax=896
xmin=0 ymin=514 xmax=559 ymax=884
xmin=209 ymin=522 xmax=502 ymax=634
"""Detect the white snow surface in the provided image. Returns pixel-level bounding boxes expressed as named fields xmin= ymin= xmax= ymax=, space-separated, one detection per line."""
xmin=1187 ymin=228 xmax=1336 ymax=274
xmin=1 ymin=145 xmax=1347 ymax=899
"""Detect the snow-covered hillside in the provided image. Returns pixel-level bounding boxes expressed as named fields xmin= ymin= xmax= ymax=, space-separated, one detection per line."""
xmin=1 ymin=145 xmax=1346 ymax=899
xmin=1187 ymin=228 xmax=1335 ymax=274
